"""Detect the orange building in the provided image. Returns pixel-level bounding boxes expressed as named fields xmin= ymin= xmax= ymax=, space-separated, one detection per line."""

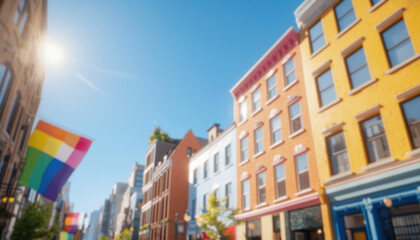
xmin=231 ymin=28 xmax=324 ymax=240
xmin=140 ymin=130 xmax=206 ymax=240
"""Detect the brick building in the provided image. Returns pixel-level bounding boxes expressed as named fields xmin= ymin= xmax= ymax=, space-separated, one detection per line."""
xmin=231 ymin=28 xmax=323 ymax=240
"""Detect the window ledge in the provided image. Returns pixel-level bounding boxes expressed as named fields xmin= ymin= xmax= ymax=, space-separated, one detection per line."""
xmin=317 ymin=98 xmax=342 ymax=113
xmin=348 ymin=78 xmax=378 ymax=96
xmin=406 ymin=148 xmax=420 ymax=157
xmin=362 ymin=156 xmax=396 ymax=171
xmin=325 ymin=171 xmax=353 ymax=183
xmin=203 ymin=177 xmax=210 ymax=182
xmin=255 ymin=202 xmax=268 ymax=209
xmin=273 ymin=196 xmax=289 ymax=203
xmin=283 ymin=80 xmax=298 ymax=92
xmin=310 ymin=43 xmax=330 ymax=60
xmin=395 ymin=84 xmax=420 ymax=102
xmin=251 ymin=108 xmax=263 ymax=117
xmin=385 ymin=53 xmax=420 ymax=75
xmin=193 ymin=183 xmax=198 ymax=187
xmin=224 ymin=163 xmax=233 ymax=169
xmin=294 ymin=188 xmax=312 ymax=196
xmin=335 ymin=19 xmax=361 ymax=40
xmin=269 ymin=140 xmax=284 ymax=149
xmin=253 ymin=151 xmax=265 ymax=159
xmin=238 ymin=119 xmax=248 ymax=127
xmin=239 ymin=159 xmax=250 ymax=167
xmin=213 ymin=171 xmax=220 ymax=176
xmin=289 ymin=128 xmax=305 ymax=139
xmin=368 ymin=0 xmax=387 ymax=13
xmin=265 ymin=95 xmax=279 ymax=105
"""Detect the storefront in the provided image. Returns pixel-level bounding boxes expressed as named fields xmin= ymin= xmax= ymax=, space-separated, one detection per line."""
xmin=326 ymin=160 xmax=420 ymax=240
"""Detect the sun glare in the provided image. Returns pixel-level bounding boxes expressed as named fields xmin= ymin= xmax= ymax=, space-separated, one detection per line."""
xmin=40 ymin=38 xmax=65 ymax=66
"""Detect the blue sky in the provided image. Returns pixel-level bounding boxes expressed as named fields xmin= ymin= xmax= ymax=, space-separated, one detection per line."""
xmin=39 ymin=1 xmax=301 ymax=215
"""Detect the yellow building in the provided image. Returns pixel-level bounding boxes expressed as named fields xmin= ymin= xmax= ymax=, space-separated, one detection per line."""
xmin=295 ymin=0 xmax=420 ymax=239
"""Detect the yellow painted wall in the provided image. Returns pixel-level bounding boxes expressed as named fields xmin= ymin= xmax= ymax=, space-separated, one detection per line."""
xmin=298 ymin=0 xmax=420 ymax=239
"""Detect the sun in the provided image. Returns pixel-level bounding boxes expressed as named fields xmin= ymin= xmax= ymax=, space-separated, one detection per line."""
xmin=40 ymin=38 xmax=65 ymax=66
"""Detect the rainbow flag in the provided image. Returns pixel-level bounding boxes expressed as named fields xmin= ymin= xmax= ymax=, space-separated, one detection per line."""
xmin=19 ymin=120 xmax=92 ymax=201
xmin=64 ymin=213 xmax=80 ymax=234
xmin=59 ymin=231 xmax=72 ymax=240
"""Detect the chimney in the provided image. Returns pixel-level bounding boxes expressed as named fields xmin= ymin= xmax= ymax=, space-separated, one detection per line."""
xmin=207 ymin=123 xmax=221 ymax=143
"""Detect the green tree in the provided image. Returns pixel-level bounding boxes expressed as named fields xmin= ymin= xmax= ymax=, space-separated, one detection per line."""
xmin=11 ymin=202 xmax=55 ymax=240
xmin=99 ymin=235 xmax=109 ymax=240
xmin=114 ymin=229 xmax=131 ymax=240
xmin=197 ymin=193 xmax=241 ymax=240
xmin=149 ymin=126 xmax=171 ymax=144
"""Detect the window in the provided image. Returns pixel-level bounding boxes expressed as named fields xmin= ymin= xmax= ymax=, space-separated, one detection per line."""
xmin=239 ymin=100 xmax=247 ymax=122
xmin=361 ymin=115 xmax=390 ymax=163
xmin=273 ymin=215 xmax=281 ymax=233
xmin=257 ymin=172 xmax=266 ymax=204
xmin=270 ymin=115 xmax=282 ymax=144
xmin=213 ymin=153 xmax=219 ymax=173
xmin=0 ymin=64 xmax=13 ymax=118
xmin=193 ymin=168 xmax=198 ymax=185
xmin=309 ymin=20 xmax=326 ymax=53
xmin=246 ymin=219 xmax=261 ymax=239
xmin=289 ymin=102 xmax=303 ymax=134
xmin=187 ymin=147 xmax=192 ymax=156
xmin=296 ymin=153 xmax=310 ymax=191
xmin=316 ymin=69 xmax=338 ymax=107
xmin=225 ymin=144 xmax=231 ymax=166
xmin=402 ymin=96 xmax=420 ymax=149
xmin=203 ymin=160 xmax=209 ymax=179
xmin=203 ymin=193 xmax=209 ymax=210
xmin=345 ymin=47 xmax=371 ymax=89
xmin=274 ymin=164 xmax=286 ymax=198
xmin=267 ymin=75 xmax=277 ymax=100
xmin=240 ymin=136 xmax=248 ymax=163
xmin=6 ymin=92 xmax=21 ymax=135
xmin=242 ymin=179 xmax=250 ymax=210
xmin=225 ymin=182 xmax=232 ymax=208
xmin=14 ymin=0 xmax=29 ymax=35
xmin=381 ymin=19 xmax=415 ymax=67
xmin=213 ymin=188 xmax=219 ymax=199
xmin=254 ymin=127 xmax=263 ymax=154
xmin=371 ymin=0 xmax=381 ymax=5
xmin=12 ymin=108 xmax=22 ymax=141
xmin=335 ymin=0 xmax=356 ymax=31
xmin=327 ymin=131 xmax=350 ymax=175
xmin=252 ymin=88 xmax=261 ymax=112
xmin=284 ymin=58 xmax=296 ymax=86
xmin=0 ymin=155 xmax=9 ymax=184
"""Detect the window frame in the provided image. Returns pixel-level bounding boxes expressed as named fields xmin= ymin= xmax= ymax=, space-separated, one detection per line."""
xmin=401 ymin=95 xmax=420 ymax=149
xmin=274 ymin=163 xmax=286 ymax=199
xmin=239 ymin=100 xmax=247 ymax=122
xmin=345 ymin=47 xmax=372 ymax=89
xmin=360 ymin=114 xmax=391 ymax=163
xmin=316 ymin=69 xmax=338 ymax=107
xmin=203 ymin=160 xmax=209 ymax=179
xmin=14 ymin=0 xmax=29 ymax=36
xmin=252 ymin=88 xmax=261 ymax=113
xmin=225 ymin=182 xmax=232 ymax=208
xmin=289 ymin=101 xmax=303 ymax=134
xmin=284 ymin=57 xmax=296 ymax=86
xmin=257 ymin=171 xmax=266 ymax=204
xmin=254 ymin=127 xmax=264 ymax=155
xmin=225 ymin=144 xmax=232 ymax=166
xmin=240 ymin=136 xmax=248 ymax=163
xmin=309 ymin=20 xmax=326 ymax=53
xmin=267 ymin=75 xmax=277 ymax=101
xmin=334 ymin=0 xmax=357 ymax=32
xmin=242 ymin=179 xmax=250 ymax=210
xmin=270 ymin=115 xmax=282 ymax=145
xmin=295 ymin=153 xmax=310 ymax=192
xmin=0 ymin=64 xmax=13 ymax=119
xmin=213 ymin=152 xmax=220 ymax=173
xmin=326 ymin=131 xmax=350 ymax=175
xmin=193 ymin=168 xmax=198 ymax=185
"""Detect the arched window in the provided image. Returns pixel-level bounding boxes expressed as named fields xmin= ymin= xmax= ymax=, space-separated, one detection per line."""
xmin=0 ymin=64 xmax=13 ymax=119
xmin=7 ymin=92 xmax=21 ymax=135
xmin=14 ymin=0 xmax=29 ymax=36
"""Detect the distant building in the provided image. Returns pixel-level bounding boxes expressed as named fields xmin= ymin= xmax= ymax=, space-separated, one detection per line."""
xmin=99 ymin=199 xmax=111 ymax=237
xmin=109 ymin=183 xmax=128 ymax=237
xmin=140 ymin=130 xmax=207 ymax=240
xmin=187 ymin=124 xmax=237 ymax=240
xmin=0 ymin=0 xmax=47 ymax=238
xmin=83 ymin=210 xmax=100 ymax=240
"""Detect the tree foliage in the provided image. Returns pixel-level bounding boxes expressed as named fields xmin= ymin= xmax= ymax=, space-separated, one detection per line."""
xmin=11 ymin=202 xmax=56 ymax=240
xmin=99 ymin=235 xmax=109 ymax=240
xmin=114 ymin=229 xmax=131 ymax=240
xmin=197 ymin=193 xmax=241 ymax=240
xmin=149 ymin=126 xmax=171 ymax=145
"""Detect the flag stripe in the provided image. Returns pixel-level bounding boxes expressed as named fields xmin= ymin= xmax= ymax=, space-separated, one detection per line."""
xmin=18 ymin=147 xmax=42 ymax=186
xmin=38 ymin=159 xmax=64 ymax=195
xmin=27 ymin=153 xmax=53 ymax=190
xmin=44 ymin=164 xmax=74 ymax=201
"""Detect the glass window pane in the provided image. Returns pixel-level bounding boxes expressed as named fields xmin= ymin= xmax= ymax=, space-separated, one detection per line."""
xmin=309 ymin=21 xmax=326 ymax=52
xmin=350 ymin=66 xmax=371 ymax=89
xmin=402 ymin=96 xmax=420 ymax=149
xmin=275 ymin=164 xmax=285 ymax=180
xmin=252 ymin=88 xmax=261 ymax=112
xmin=240 ymin=101 xmax=247 ymax=121
xmin=317 ymin=69 xmax=334 ymax=90
xmin=387 ymin=39 xmax=415 ymax=67
xmin=382 ymin=20 xmax=415 ymax=67
xmin=317 ymin=70 xmax=337 ymax=106
xmin=361 ymin=115 xmax=390 ymax=163
xmin=327 ymin=131 xmax=350 ymax=175
xmin=320 ymin=86 xmax=338 ymax=106
xmin=290 ymin=102 xmax=301 ymax=118
xmin=335 ymin=0 xmax=356 ymax=31
xmin=296 ymin=154 xmax=308 ymax=172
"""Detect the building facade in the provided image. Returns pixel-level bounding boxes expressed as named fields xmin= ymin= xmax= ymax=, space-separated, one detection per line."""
xmin=0 ymin=0 xmax=47 ymax=238
xmin=231 ymin=28 xmax=324 ymax=240
xmin=141 ymin=130 xmax=206 ymax=240
xmin=295 ymin=0 xmax=420 ymax=239
xmin=187 ymin=124 xmax=237 ymax=240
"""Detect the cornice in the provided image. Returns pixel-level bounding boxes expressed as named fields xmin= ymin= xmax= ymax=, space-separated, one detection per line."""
xmin=230 ymin=27 xmax=299 ymax=99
